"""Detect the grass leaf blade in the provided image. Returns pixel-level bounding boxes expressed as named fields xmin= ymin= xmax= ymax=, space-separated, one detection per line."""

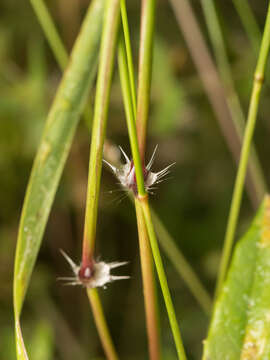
xmin=15 ymin=320 xmax=29 ymax=360
xmin=204 ymin=195 xmax=270 ymax=359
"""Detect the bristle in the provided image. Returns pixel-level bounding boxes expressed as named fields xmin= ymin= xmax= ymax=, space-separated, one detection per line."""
xmin=108 ymin=261 xmax=129 ymax=269
xmin=60 ymin=249 xmax=78 ymax=273
xmin=146 ymin=145 xmax=158 ymax=170
xmin=110 ymin=275 xmax=130 ymax=281
xmin=103 ymin=159 xmax=117 ymax=173
xmin=119 ymin=146 xmax=131 ymax=164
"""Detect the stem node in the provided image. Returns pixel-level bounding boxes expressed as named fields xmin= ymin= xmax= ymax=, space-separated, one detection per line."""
xmin=254 ymin=73 xmax=264 ymax=84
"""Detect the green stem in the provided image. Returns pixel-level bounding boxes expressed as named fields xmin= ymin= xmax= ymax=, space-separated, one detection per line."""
xmin=134 ymin=199 xmax=161 ymax=359
xmin=120 ymin=0 xmax=137 ymax=115
xmin=119 ymin=9 xmax=161 ymax=356
xmin=137 ymin=0 xmax=156 ymax=160
xmin=87 ymin=289 xmax=118 ymax=360
xmin=140 ymin=196 xmax=187 ymax=359
xmin=201 ymin=0 xmax=266 ymax=206
xmin=30 ymin=0 xmax=68 ymax=70
xmin=118 ymin=36 xmax=146 ymax=196
xmin=169 ymin=0 xmax=262 ymax=207
xmin=215 ymin=2 xmax=270 ymax=298
xmin=118 ymin=23 xmax=186 ymax=360
xmin=82 ymin=0 xmax=120 ymax=264
xmin=82 ymin=1 xmax=120 ymax=358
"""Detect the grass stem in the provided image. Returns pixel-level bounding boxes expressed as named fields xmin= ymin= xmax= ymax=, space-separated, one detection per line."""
xmin=201 ymin=0 xmax=266 ymax=206
xmin=82 ymin=0 xmax=120 ymax=264
xmin=87 ymin=289 xmax=118 ymax=360
xmin=120 ymin=8 xmax=162 ymax=354
xmin=134 ymin=199 xmax=161 ymax=359
xmin=81 ymin=0 xmax=120 ymax=357
xmin=118 ymin=34 xmax=161 ymax=358
xmin=118 ymin=36 xmax=146 ymax=196
xmin=118 ymin=23 xmax=186 ymax=359
xmin=170 ymin=0 xmax=264 ymax=207
xmin=120 ymin=0 xmax=137 ymax=115
xmin=140 ymin=196 xmax=187 ymax=359
xmin=137 ymin=0 xmax=156 ymax=160
xmin=215 ymin=2 xmax=270 ymax=298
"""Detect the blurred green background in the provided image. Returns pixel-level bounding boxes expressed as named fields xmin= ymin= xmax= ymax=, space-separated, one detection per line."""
xmin=1 ymin=0 xmax=270 ymax=359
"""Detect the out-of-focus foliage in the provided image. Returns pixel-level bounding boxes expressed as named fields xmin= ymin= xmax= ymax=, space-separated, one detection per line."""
xmin=152 ymin=40 xmax=186 ymax=135
xmin=1 ymin=0 xmax=270 ymax=359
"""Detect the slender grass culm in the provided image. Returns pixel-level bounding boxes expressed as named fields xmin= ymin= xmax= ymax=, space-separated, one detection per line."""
xmin=169 ymin=0 xmax=264 ymax=208
xmin=118 ymin=33 xmax=160 ymax=359
xmin=61 ymin=0 xmax=122 ymax=358
xmin=215 ymin=1 xmax=270 ymax=298
xmin=201 ymin=0 xmax=267 ymax=207
xmin=117 ymin=2 xmax=187 ymax=358
xmin=118 ymin=37 xmax=187 ymax=360
xmin=119 ymin=2 xmax=160 ymax=357
xmin=134 ymin=4 xmax=186 ymax=357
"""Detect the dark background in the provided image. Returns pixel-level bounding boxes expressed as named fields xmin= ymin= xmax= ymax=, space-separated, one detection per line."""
xmin=1 ymin=0 xmax=270 ymax=358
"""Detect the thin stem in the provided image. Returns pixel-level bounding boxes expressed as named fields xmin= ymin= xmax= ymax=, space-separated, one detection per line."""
xmin=135 ymin=199 xmax=161 ymax=359
xmin=201 ymin=0 xmax=266 ymax=206
xmin=82 ymin=1 xmax=120 ymax=357
xmin=137 ymin=0 xmax=156 ymax=160
xmin=87 ymin=289 xmax=118 ymax=360
xmin=118 ymin=22 xmax=186 ymax=358
xmin=169 ymin=0 xmax=263 ymax=207
xmin=215 ymin=2 xmax=270 ymax=298
xmin=30 ymin=0 xmax=68 ymax=70
xmin=140 ymin=196 xmax=187 ymax=359
xmin=120 ymin=0 xmax=137 ymax=115
xmin=82 ymin=0 xmax=120 ymax=264
xmin=119 ymin=10 xmax=161 ymax=356
xmin=118 ymin=36 xmax=146 ymax=196
xmin=151 ymin=208 xmax=212 ymax=315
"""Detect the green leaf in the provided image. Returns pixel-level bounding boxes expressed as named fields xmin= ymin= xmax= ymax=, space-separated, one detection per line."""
xmin=13 ymin=0 xmax=104 ymax=357
xmin=203 ymin=195 xmax=270 ymax=359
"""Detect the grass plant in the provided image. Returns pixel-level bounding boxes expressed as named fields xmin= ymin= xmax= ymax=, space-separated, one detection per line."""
xmin=215 ymin=1 xmax=270 ymax=297
xmin=11 ymin=0 xmax=270 ymax=359
xmin=29 ymin=0 xmax=212 ymax=318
